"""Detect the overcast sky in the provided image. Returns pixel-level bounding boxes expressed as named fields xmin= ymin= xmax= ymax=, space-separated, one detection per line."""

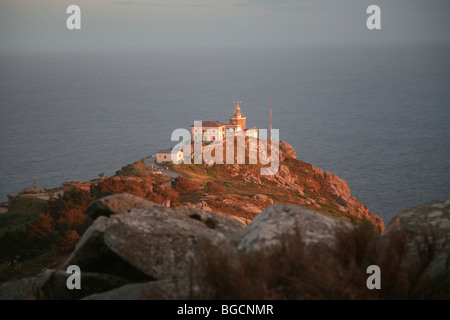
xmin=1 ymin=0 xmax=449 ymax=52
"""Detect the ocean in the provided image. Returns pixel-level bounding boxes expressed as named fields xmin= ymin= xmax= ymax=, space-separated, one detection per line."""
xmin=1 ymin=44 xmax=449 ymax=224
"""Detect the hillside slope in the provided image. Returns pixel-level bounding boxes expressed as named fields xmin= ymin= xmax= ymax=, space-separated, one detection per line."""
xmin=166 ymin=140 xmax=384 ymax=229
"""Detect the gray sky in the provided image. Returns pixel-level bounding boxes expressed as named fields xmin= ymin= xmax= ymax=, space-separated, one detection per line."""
xmin=1 ymin=0 xmax=449 ymax=52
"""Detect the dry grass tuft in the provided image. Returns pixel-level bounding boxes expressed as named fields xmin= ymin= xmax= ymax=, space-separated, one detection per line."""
xmin=190 ymin=222 xmax=450 ymax=300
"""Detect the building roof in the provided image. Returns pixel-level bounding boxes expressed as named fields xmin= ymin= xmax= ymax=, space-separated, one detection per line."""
xmin=61 ymin=181 xmax=92 ymax=186
xmin=190 ymin=121 xmax=225 ymax=128
xmin=157 ymin=148 xmax=183 ymax=154
xmin=157 ymin=149 xmax=174 ymax=154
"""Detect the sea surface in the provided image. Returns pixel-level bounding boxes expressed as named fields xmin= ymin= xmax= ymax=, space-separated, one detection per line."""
xmin=1 ymin=44 xmax=449 ymax=224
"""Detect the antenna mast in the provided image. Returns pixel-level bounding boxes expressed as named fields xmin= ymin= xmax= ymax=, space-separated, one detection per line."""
xmin=270 ymin=100 xmax=272 ymax=140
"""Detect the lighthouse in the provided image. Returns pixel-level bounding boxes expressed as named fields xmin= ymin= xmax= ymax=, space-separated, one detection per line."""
xmin=229 ymin=100 xmax=246 ymax=130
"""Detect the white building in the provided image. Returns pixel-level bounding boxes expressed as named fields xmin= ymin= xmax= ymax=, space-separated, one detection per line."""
xmin=190 ymin=101 xmax=258 ymax=143
xmin=190 ymin=121 xmax=226 ymax=143
xmin=156 ymin=148 xmax=183 ymax=163
xmin=161 ymin=101 xmax=259 ymax=164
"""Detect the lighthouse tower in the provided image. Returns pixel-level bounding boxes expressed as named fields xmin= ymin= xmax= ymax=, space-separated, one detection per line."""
xmin=229 ymin=101 xmax=246 ymax=130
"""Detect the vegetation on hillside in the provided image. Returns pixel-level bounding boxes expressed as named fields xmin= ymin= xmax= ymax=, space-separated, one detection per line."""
xmin=0 ymin=197 xmax=47 ymax=237
xmin=114 ymin=159 xmax=151 ymax=177
xmin=0 ymin=190 xmax=93 ymax=282
xmin=166 ymin=160 xmax=352 ymax=221
xmin=0 ymin=159 xmax=180 ymax=283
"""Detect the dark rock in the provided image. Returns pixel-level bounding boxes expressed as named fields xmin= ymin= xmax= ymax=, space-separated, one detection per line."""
xmin=0 ymin=269 xmax=54 ymax=300
xmin=332 ymin=193 xmax=348 ymax=207
xmin=0 ymin=269 xmax=129 ymax=300
xmin=82 ymin=279 xmax=196 ymax=300
xmin=61 ymin=217 xmax=110 ymax=271
xmin=183 ymin=208 xmax=246 ymax=245
xmin=44 ymin=270 xmax=129 ymax=300
xmin=61 ymin=216 xmax=154 ymax=283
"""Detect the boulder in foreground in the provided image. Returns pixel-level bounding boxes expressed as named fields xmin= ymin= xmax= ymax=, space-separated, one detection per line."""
xmin=382 ymin=196 xmax=450 ymax=278
xmin=86 ymin=193 xmax=159 ymax=220
xmin=238 ymin=204 xmax=354 ymax=254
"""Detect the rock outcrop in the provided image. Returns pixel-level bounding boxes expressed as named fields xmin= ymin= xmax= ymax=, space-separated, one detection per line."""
xmin=323 ymin=171 xmax=383 ymax=227
xmin=86 ymin=193 xmax=159 ymax=219
xmin=0 ymin=269 xmax=129 ymax=300
xmin=381 ymin=196 xmax=450 ymax=278
xmin=1 ymin=199 xmax=246 ymax=300
xmin=189 ymin=140 xmax=383 ymax=228
xmin=182 ymin=201 xmax=213 ymax=212
xmin=0 ymin=269 xmax=54 ymax=300
xmin=64 ymin=206 xmax=246 ymax=282
xmin=101 ymin=208 xmax=240 ymax=280
xmin=225 ymin=141 xmax=383 ymax=229
xmin=279 ymin=140 xmax=297 ymax=160
xmin=238 ymin=204 xmax=353 ymax=254
xmin=2 ymin=195 xmax=448 ymax=300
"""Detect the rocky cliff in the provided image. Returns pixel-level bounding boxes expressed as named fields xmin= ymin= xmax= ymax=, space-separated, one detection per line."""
xmin=172 ymin=140 xmax=384 ymax=229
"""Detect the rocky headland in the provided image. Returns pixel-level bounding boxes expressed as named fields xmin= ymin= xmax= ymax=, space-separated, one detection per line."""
xmin=2 ymin=141 xmax=448 ymax=299
xmin=174 ymin=140 xmax=384 ymax=229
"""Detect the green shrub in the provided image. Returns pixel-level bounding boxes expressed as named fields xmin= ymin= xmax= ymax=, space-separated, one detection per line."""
xmin=0 ymin=197 xmax=47 ymax=237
